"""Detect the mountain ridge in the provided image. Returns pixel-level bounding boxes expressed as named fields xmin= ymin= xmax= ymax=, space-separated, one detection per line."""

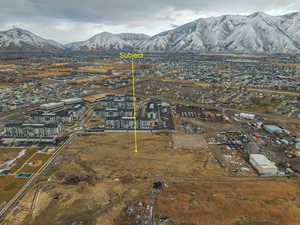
xmin=1 ymin=12 xmax=300 ymax=54
xmin=65 ymin=32 xmax=150 ymax=51
xmin=0 ymin=28 xmax=63 ymax=53
xmin=136 ymin=12 xmax=300 ymax=53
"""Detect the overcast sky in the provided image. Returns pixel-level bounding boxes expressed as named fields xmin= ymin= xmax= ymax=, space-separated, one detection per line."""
xmin=0 ymin=0 xmax=300 ymax=44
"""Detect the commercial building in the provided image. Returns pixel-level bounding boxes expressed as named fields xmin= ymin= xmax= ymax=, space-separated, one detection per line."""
xmin=240 ymin=113 xmax=255 ymax=120
xmin=33 ymin=104 xmax=86 ymax=123
xmin=31 ymin=111 xmax=74 ymax=123
xmin=2 ymin=123 xmax=61 ymax=143
xmin=61 ymin=98 xmax=83 ymax=105
xmin=40 ymin=98 xmax=83 ymax=111
xmin=40 ymin=102 xmax=64 ymax=111
xmin=249 ymin=154 xmax=278 ymax=176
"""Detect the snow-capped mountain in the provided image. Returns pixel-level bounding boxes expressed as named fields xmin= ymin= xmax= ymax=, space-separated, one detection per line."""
xmin=47 ymin=39 xmax=65 ymax=50
xmin=0 ymin=28 xmax=63 ymax=52
xmin=118 ymin=33 xmax=150 ymax=44
xmin=136 ymin=12 xmax=300 ymax=54
xmin=1 ymin=12 xmax=300 ymax=54
xmin=65 ymin=32 xmax=149 ymax=51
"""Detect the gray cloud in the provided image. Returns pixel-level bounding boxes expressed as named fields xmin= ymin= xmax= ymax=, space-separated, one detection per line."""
xmin=0 ymin=0 xmax=300 ymax=43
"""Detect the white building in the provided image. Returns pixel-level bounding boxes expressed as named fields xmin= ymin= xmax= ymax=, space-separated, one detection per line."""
xmin=240 ymin=113 xmax=255 ymax=120
xmin=61 ymin=98 xmax=83 ymax=105
xmin=40 ymin=102 xmax=64 ymax=110
xmin=249 ymin=154 xmax=278 ymax=176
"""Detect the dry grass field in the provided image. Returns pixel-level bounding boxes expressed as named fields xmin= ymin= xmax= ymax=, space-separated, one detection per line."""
xmin=20 ymin=153 xmax=52 ymax=174
xmin=58 ymin=132 xmax=221 ymax=178
xmin=0 ymin=149 xmax=19 ymax=163
xmin=2 ymin=133 xmax=300 ymax=225
xmin=0 ymin=83 xmax=11 ymax=88
xmin=0 ymin=147 xmax=37 ymax=173
xmin=86 ymin=118 xmax=105 ymax=128
xmin=156 ymin=181 xmax=300 ymax=225
xmin=84 ymin=92 xmax=114 ymax=102
xmin=0 ymin=176 xmax=27 ymax=206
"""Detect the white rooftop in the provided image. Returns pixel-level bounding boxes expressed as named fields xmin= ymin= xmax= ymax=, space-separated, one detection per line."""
xmin=250 ymin=154 xmax=277 ymax=168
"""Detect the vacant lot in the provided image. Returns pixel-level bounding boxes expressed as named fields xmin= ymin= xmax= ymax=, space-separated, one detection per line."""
xmin=20 ymin=153 xmax=52 ymax=174
xmin=56 ymin=132 xmax=226 ymax=179
xmin=0 ymin=149 xmax=19 ymax=163
xmin=84 ymin=92 xmax=114 ymax=102
xmin=3 ymin=133 xmax=299 ymax=225
xmin=155 ymin=180 xmax=300 ymax=225
xmin=60 ymin=133 xmax=188 ymax=178
xmin=172 ymin=134 xmax=208 ymax=151
xmin=0 ymin=176 xmax=27 ymax=206
xmin=0 ymin=147 xmax=37 ymax=173
xmin=2 ymin=132 xmax=226 ymax=225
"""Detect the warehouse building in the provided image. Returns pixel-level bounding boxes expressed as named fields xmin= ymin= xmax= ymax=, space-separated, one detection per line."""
xmin=249 ymin=154 xmax=278 ymax=176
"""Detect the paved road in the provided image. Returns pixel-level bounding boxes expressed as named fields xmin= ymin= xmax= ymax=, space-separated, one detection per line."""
xmin=0 ymin=132 xmax=76 ymax=220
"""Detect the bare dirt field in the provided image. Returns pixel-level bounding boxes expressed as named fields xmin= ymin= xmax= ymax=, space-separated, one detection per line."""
xmin=172 ymin=134 xmax=208 ymax=151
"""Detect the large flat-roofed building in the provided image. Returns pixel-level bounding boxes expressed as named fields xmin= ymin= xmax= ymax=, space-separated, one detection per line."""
xmin=61 ymin=98 xmax=83 ymax=105
xmin=240 ymin=113 xmax=255 ymax=120
xmin=40 ymin=98 xmax=83 ymax=112
xmin=31 ymin=110 xmax=73 ymax=124
xmin=249 ymin=154 xmax=278 ymax=176
xmin=40 ymin=102 xmax=64 ymax=111
xmin=2 ymin=123 xmax=61 ymax=143
xmin=33 ymin=104 xmax=86 ymax=123
xmin=31 ymin=112 xmax=58 ymax=123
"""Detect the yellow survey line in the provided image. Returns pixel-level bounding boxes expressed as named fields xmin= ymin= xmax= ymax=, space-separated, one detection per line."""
xmin=131 ymin=59 xmax=138 ymax=153
xmin=119 ymin=52 xmax=144 ymax=153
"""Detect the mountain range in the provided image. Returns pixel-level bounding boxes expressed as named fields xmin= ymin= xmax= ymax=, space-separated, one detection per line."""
xmin=0 ymin=28 xmax=62 ymax=53
xmin=1 ymin=12 xmax=300 ymax=54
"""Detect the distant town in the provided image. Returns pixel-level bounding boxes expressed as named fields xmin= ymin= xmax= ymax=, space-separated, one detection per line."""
xmin=0 ymin=52 xmax=300 ymax=225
